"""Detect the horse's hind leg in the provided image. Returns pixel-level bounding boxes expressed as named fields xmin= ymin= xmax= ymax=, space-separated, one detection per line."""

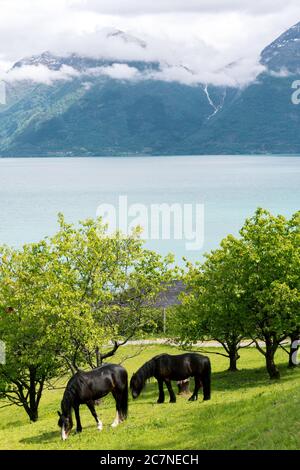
xmin=111 ymin=390 xmax=124 ymax=428
xmin=189 ymin=376 xmax=201 ymax=401
xmin=164 ymin=379 xmax=176 ymax=403
xmin=87 ymin=400 xmax=103 ymax=431
xmin=111 ymin=410 xmax=121 ymax=428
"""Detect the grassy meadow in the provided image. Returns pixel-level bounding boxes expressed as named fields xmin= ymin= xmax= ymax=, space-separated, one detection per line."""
xmin=0 ymin=344 xmax=300 ymax=450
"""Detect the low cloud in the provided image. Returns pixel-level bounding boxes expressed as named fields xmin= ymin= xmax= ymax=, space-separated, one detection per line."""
xmin=0 ymin=24 xmax=267 ymax=88
xmin=1 ymin=62 xmax=140 ymax=86
xmin=269 ymin=67 xmax=294 ymax=77
xmin=1 ymin=64 xmax=80 ymax=85
xmin=1 ymin=56 xmax=266 ymax=88
xmin=146 ymin=59 xmax=266 ymax=88
xmin=0 ymin=0 xmax=298 ymax=88
xmin=89 ymin=63 xmax=140 ymax=80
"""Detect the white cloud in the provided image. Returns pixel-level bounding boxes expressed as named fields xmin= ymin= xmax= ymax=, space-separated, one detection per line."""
xmin=1 ymin=62 xmax=140 ymax=85
xmin=1 ymin=64 xmax=80 ymax=85
xmin=0 ymin=58 xmax=266 ymax=89
xmin=146 ymin=60 xmax=266 ymax=88
xmin=0 ymin=1 xmax=299 ymax=87
xmin=269 ymin=67 xmax=294 ymax=77
xmin=74 ymin=0 xmax=299 ymax=15
xmin=82 ymin=81 xmax=93 ymax=90
xmin=89 ymin=63 xmax=140 ymax=80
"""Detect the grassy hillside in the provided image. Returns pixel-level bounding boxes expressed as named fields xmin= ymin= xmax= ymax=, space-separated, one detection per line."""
xmin=0 ymin=344 xmax=299 ymax=450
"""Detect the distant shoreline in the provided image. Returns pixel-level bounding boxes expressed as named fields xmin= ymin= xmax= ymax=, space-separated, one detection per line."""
xmin=1 ymin=153 xmax=300 ymax=159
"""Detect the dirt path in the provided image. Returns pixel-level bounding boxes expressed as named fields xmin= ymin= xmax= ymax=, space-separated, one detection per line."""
xmin=125 ymin=338 xmax=284 ymax=348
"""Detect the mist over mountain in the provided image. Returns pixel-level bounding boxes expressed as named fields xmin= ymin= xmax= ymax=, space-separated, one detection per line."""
xmin=0 ymin=22 xmax=300 ymax=156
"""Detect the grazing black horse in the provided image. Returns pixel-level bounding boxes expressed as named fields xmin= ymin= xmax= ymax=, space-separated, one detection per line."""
xmin=58 ymin=364 xmax=128 ymax=440
xmin=130 ymin=353 xmax=211 ymax=403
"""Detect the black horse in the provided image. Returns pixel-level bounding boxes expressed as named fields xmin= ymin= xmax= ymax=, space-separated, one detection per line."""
xmin=58 ymin=363 xmax=128 ymax=440
xmin=130 ymin=353 xmax=211 ymax=403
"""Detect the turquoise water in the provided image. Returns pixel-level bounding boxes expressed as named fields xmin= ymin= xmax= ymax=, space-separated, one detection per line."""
xmin=0 ymin=156 xmax=299 ymax=263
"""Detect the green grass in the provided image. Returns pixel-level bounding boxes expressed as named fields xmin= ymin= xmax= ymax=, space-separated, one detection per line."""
xmin=0 ymin=345 xmax=300 ymax=450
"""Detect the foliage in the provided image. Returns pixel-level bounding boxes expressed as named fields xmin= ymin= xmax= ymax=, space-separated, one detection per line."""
xmin=0 ymin=241 xmax=61 ymax=421
xmin=239 ymin=208 xmax=300 ymax=378
xmin=49 ymin=215 xmax=174 ymax=369
xmin=172 ymin=236 xmax=248 ymax=371
xmin=0 ymin=215 xmax=174 ymax=421
xmin=172 ymin=209 xmax=300 ymax=378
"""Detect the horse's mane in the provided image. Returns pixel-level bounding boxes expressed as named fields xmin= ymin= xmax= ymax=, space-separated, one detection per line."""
xmin=61 ymin=373 xmax=83 ymax=414
xmin=135 ymin=358 xmax=156 ymax=386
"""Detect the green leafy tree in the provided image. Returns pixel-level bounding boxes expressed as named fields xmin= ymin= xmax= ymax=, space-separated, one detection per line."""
xmin=173 ymin=208 xmax=300 ymax=379
xmin=173 ymin=236 xmax=248 ymax=371
xmin=0 ymin=215 xmax=174 ymax=421
xmin=0 ymin=242 xmax=62 ymax=421
xmin=238 ymin=209 xmax=300 ymax=379
xmin=287 ymin=211 xmax=300 ymax=368
xmin=49 ymin=215 xmax=174 ymax=370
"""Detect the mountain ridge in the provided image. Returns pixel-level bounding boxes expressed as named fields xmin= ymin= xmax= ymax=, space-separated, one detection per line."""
xmin=1 ymin=23 xmax=300 ymax=156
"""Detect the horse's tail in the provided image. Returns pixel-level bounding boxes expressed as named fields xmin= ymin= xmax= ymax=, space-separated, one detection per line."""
xmin=202 ymin=357 xmax=211 ymax=401
xmin=119 ymin=371 xmax=128 ymax=421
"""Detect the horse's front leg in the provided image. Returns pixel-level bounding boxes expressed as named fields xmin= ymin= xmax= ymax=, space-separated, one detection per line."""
xmin=157 ymin=378 xmax=165 ymax=403
xmin=164 ymin=379 xmax=176 ymax=403
xmin=189 ymin=376 xmax=201 ymax=401
xmin=74 ymin=405 xmax=83 ymax=433
xmin=87 ymin=400 xmax=103 ymax=431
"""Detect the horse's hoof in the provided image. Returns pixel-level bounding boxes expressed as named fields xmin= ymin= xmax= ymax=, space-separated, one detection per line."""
xmin=97 ymin=424 xmax=103 ymax=431
xmin=169 ymin=399 xmax=176 ymax=403
xmin=188 ymin=396 xmax=196 ymax=401
xmin=76 ymin=429 xmax=82 ymax=433
xmin=157 ymin=399 xmax=164 ymax=404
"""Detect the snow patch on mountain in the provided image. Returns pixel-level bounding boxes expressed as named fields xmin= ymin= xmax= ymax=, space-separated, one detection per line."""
xmin=261 ymin=20 xmax=300 ymax=72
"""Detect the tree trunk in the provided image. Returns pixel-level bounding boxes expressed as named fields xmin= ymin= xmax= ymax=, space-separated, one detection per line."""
xmin=265 ymin=339 xmax=280 ymax=379
xmin=228 ymin=352 xmax=239 ymax=372
xmin=28 ymin=407 xmax=39 ymax=422
xmin=227 ymin=342 xmax=240 ymax=372
xmin=96 ymin=346 xmax=101 ymax=367
xmin=26 ymin=366 xmax=44 ymax=422
xmin=288 ymin=331 xmax=300 ymax=368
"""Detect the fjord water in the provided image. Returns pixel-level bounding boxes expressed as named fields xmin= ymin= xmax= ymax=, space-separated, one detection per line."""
xmin=0 ymin=156 xmax=299 ymax=264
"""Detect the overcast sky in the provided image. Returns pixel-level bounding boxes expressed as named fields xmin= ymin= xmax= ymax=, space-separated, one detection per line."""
xmin=1 ymin=0 xmax=300 ymax=86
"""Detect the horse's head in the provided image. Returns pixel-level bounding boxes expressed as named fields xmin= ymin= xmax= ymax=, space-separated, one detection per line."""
xmin=130 ymin=372 xmax=143 ymax=399
xmin=57 ymin=410 xmax=73 ymax=440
